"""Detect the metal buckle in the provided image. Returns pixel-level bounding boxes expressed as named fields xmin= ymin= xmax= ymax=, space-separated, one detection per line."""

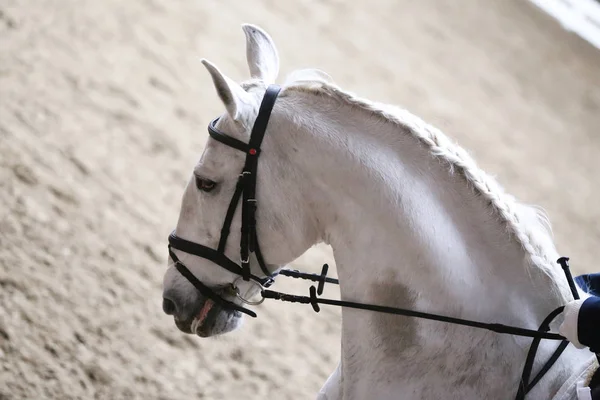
xmin=231 ymin=277 xmax=265 ymax=305
xmin=262 ymin=277 xmax=275 ymax=288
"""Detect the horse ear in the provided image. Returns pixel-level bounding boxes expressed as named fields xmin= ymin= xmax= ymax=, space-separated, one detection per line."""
xmin=201 ymin=59 xmax=253 ymax=122
xmin=242 ymin=24 xmax=279 ymax=83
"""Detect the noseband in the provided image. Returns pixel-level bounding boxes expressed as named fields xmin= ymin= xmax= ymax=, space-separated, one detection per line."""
xmin=167 ymin=84 xmax=592 ymax=399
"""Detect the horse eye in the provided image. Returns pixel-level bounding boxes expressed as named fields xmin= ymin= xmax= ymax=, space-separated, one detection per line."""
xmin=195 ymin=176 xmax=217 ymax=192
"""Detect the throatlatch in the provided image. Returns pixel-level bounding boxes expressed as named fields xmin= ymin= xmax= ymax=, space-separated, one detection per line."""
xmin=168 ymin=84 xmax=600 ymax=399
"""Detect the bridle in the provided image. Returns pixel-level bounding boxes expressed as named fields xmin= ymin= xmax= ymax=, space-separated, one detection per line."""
xmin=168 ymin=84 xmax=585 ymax=399
xmin=168 ymin=84 xmax=282 ymax=318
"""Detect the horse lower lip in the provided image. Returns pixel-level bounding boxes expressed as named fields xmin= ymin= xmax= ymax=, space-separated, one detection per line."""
xmin=196 ymin=299 xmax=215 ymax=326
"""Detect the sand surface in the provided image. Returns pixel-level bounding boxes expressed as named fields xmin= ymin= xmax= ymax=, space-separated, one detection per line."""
xmin=1 ymin=0 xmax=600 ymax=399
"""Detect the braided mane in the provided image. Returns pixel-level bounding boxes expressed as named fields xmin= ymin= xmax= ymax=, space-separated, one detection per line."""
xmin=280 ymin=77 xmax=560 ymax=280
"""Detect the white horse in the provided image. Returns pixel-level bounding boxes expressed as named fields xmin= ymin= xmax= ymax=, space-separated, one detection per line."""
xmin=162 ymin=24 xmax=596 ymax=399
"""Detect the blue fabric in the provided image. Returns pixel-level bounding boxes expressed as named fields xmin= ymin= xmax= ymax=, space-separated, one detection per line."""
xmin=578 ymin=297 xmax=600 ymax=353
xmin=574 ymin=274 xmax=600 ymax=397
xmin=575 ymin=274 xmax=600 ymax=297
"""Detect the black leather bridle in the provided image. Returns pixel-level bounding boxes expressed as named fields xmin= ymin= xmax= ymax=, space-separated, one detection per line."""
xmin=167 ymin=83 xmax=587 ymax=399
xmin=168 ymin=84 xmax=282 ymax=318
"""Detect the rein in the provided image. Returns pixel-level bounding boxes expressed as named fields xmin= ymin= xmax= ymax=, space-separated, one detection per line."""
xmin=168 ymin=84 xmax=582 ymax=399
xmin=268 ymin=261 xmax=575 ymax=400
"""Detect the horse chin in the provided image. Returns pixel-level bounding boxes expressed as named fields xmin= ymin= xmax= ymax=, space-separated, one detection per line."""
xmin=194 ymin=309 xmax=242 ymax=337
xmin=174 ymin=301 xmax=243 ymax=338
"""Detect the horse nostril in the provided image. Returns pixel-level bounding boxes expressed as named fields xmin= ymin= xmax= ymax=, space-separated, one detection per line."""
xmin=162 ymin=298 xmax=177 ymax=315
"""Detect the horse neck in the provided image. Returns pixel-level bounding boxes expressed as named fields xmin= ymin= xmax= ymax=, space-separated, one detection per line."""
xmin=277 ymin=88 xmax=567 ymax=315
xmin=272 ymin=87 xmax=588 ymax=397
